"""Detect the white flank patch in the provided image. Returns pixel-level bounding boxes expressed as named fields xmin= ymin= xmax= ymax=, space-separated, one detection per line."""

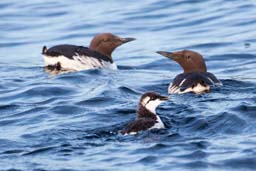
xmin=207 ymin=76 xmax=215 ymax=84
xmin=43 ymin=55 xmax=117 ymax=71
xmin=179 ymin=79 xmax=186 ymax=86
xmin=123 ymin=132 xmax=137 ymax=136
xmin=168 ymin=84 xmax=178 ymax=94
xmin=173 ymin=87 xmax=181 ymax=94
xmin=180 ymin=83 xmax=210 ymax=94
xmin=169 ymin=81 xmax=211 ymax=94
xmin=207 ymin=76 xmax=223 ymax=86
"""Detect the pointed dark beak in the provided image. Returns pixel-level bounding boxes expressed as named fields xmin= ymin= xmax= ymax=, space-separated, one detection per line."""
xmin=156 ymin=51 xmax=177 ymax=60
xmin=159 ymin=95 xmax=169 ymax=101
xmin=120 ymin=37 xmax=136 ymax=44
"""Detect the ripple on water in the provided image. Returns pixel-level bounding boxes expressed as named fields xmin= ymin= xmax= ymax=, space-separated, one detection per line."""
xmin=232 ymin=102 xmax=256 ymax=118
xmin=50 ymin=105 xmax=85 ymax=115
xmin=0 ymin=0 xmax=256 ymax=171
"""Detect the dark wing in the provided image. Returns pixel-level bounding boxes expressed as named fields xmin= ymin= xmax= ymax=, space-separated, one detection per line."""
xmin=179 ymin=72 xmax=214 ymax=91
xmin=171 ymin=72 xmax=222 ymax=92
xmin=172 ymin=73 xmax=187 ymax=87
xmin=205 ymin=72 xmax=222 ymax=85
xmin=121 ymin=118 xmax=156 ymax=135
xmin=44 ymin=44 xmax=113 ymax=63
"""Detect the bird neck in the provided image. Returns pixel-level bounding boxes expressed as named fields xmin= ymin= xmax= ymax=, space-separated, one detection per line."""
xmin=176 ymin=56 xmax=207 ymax=73
xmin=137 ymin=104 xmax=157 ymax=120
xmin=182 ymin=65 xmax=207 ymax=73
xmin=89 ymin=44 xmax=114 ymax=62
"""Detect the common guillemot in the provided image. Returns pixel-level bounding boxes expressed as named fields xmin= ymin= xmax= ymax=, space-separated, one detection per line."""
xmin=121 ymin=92 xmax=168 ymax=135
xmin=42 ymin=33 xmax=135 ymax=71
xmin=157 ymin=50 xmax=222 ymax=94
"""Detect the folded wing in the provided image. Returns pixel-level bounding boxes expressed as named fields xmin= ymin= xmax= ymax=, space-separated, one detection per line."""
xmin=169 ymin=72 xmax=222 ymax=94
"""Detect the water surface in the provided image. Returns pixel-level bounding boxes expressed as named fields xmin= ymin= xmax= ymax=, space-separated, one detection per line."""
xmin=0 ymin=0 xmax=256 ymax=171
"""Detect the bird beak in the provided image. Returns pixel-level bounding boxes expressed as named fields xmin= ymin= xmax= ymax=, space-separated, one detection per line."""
xmin=156 ymin=51 xmax=179 ymax=60
xmin=120 ymin=37 xmax=136 ymax=44
xmin=159 ymin=95 xmax=169 ymax=101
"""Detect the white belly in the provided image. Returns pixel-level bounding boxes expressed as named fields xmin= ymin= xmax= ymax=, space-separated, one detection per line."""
xmin=43 ymin=55 xmax=117 ymax=71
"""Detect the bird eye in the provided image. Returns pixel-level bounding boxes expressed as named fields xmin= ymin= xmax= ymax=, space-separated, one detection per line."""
xmin=186 ymin=55 xmax=190 ymax=59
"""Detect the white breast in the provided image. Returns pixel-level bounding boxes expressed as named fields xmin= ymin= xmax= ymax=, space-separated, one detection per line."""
xmin=43 ymin=55 xmax=117 ymax=71
xmin=149 ymin=115 xmax=165 ymax=130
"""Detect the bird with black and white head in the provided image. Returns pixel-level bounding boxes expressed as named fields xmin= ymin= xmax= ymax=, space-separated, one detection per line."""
xmin=121 ymin=92 xmax=168 ymax=135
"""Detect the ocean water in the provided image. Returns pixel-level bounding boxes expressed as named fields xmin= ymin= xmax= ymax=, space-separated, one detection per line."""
xmin=0 ymin=0 xmax=256 ymax=170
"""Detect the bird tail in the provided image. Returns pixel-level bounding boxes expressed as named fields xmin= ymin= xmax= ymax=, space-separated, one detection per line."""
xmin=42 ymin=46 xmax=47 ymax=54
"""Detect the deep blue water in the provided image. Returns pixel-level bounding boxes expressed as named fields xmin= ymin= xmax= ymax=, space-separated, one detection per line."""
xmin=0 ymin=0 xmax=256 ymax=170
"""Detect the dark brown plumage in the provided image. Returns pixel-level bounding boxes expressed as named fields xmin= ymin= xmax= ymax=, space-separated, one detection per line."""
xmin=156 ymin=50 xmax=222 ymax=94
xmin=42 ymin=33 xmax=135 ymax=71
xmin=89 ymin=33 xmax=135 ymax=61
xmin=157 ymin=50 xmax=206 ymax=73
xmin=121 ymin=92 xmax=168 ymax=135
